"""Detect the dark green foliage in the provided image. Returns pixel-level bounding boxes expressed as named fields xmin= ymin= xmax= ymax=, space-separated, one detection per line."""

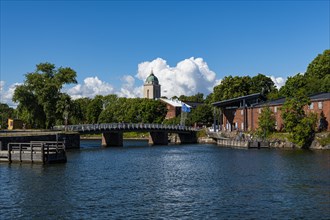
xmin=281 ymin=93 xmax=318 ymax=148
xmin=212 ymin=74 xmax=278 ymax=102
xmin=86 ymin=95 xmax=103 ymax=124
xmin=0 ymin=103 xmax=14 ymax=129
xmin=163 ymin=116 xmax=181 ymax=125
xmin=13 ymin=62 xmax=77 ymax=128
xmin=70 ymin=98 xmax=91 ymax=124
xmin=256 ymin=106 xmax=276 ymax=138
xmin=281 ymin=93 xmax=310 ymax=133
xmin=98 ymin=97 xmax=167 ymax=124
xmin=292 ymin=113 xmax=318 ymax=148
xmin=189 ymin=104 xmax=213 ymax=126
xmin=179 ymin=93 xmax=204 ymax=103
xmin=279 ymin=74 xmax=306 ymax=97
xmin=318 ymin=111 xmax=328 ymax=132
xmin=279 ymin=49 xmax=330 ymax=97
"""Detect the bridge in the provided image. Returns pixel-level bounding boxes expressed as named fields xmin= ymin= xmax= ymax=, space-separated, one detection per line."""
xmin=53 ymin=123 xmax=198 ymax=147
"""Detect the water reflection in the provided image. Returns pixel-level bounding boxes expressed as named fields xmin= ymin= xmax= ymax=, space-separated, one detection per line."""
xmin=1 ymin=141 xmax=329 ymax=219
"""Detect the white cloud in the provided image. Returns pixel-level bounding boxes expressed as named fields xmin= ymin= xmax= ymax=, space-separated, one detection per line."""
xmin=269 ymin=76 xmax=286 ymax=89
xmin=66 ymin=76 xmax=114 ymax=99
xmin=116 ymin=75 xmax=143 ymax=98
xmin=135 ymin=57 xmax=217 ymax=98
xmin=0 ymin=81 xmax=21 ymax=108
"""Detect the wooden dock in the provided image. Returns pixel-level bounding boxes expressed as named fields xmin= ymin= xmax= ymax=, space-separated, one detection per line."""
xmin=0 ymin=141 xmax=67 ymax=164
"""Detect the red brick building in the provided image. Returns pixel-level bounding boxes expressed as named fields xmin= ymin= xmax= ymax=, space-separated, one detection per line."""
xmin=212 ymin=92 xmax=330 ymax=132
xmin=160 ymin=98 xmax=191 ymax=119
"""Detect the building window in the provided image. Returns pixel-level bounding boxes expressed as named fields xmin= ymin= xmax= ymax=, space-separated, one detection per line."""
xmin=309 ymin=103 xmax=314 ymax=110
xmin=274 ymin=106 xmax=277 ymax=113
xmin=241 ymin=122 xmax=244 ymax=130
xmin=318 ymin=102 xmax=323 ymax=110
xmin=147 ymin=90 xmax=149 ymax=99
xmin=258 ymin=108 xmax=261 ymax=114
xmin=275 ymin=121 xmax=278 ymax=130
xmin=241 ymin=110 xmax=244 ymax=115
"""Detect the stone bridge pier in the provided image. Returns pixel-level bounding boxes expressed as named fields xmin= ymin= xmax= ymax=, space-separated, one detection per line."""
xmin=148 ymin=132 xmax=169 ymax=145
xmin=102 ymin=132 xmax=123 ymax=147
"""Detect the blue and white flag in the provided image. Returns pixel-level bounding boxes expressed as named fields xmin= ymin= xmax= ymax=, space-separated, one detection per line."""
xmin=182 ymin=104 xmax=191 ymax=113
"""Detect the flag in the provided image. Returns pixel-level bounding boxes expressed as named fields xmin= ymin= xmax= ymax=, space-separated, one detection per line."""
xmin=182 ymin=104 xmax=191 ymax=113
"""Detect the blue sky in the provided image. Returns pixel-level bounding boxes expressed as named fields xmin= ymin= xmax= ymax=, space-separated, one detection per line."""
xmin=0 ymin=0 xmax=329 ymax=106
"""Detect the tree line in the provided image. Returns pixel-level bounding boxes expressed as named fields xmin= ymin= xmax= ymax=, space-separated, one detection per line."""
xmin=0 ymin=49 xmax=329 ymax=138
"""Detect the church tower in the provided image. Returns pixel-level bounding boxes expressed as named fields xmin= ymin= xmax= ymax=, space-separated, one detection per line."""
xmin=143 ymin=70 xmax=161 ymax=99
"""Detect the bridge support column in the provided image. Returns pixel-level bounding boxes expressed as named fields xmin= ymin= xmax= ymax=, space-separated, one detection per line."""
xmin=177 ymin=132 xmax=198 ymax=144
xmin=102 ymin=132 xmax=123 ymax=147
xmin=149 ymin=132 xmax=168 ymax=145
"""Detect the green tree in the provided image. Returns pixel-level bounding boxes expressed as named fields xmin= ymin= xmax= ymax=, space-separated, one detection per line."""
xmin=279 ymin=49 xmax=330 ymax=97
xmin=292 ymin=113 xmax=318 ymax=148
xmin=179 ymin=93 xmax=204 ymax=103
xmin=86 ymin=95 xmax=103 ymax=124
xmin=212 ymin=74 xmax=277 ymax=102
xmin=213 ymin=75 xmax=251 ymax=102
xmin=70 ymin=98 xmax=91 ymax=124
xmin=278 ymin=74 xmax=306 ymax=98
xmin=13 ymin=63 xmax=77 ymax=128
xmin=281 ymin=93 xmax=309 ymax=133
xmin=98 ymin=97 xmax=167 ymax=124
xmin=189 ymin=104 xmax=213 ymax=126
xmin=305 ymin=49 xmax=330 ymax=80
xmin=256 ymin=106 xmax=276 ymax=138
xmin=250 ymin=74 xmax=278 ymax=99
xmin=281 ymin=93 xmax=317 ymax=148
xmin=0 ymin=103 xmax=14 ymax=129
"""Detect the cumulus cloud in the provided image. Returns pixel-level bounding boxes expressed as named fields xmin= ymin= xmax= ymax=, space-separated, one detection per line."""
xmin=116 ymin=75 xmax=143 ymax=98
xmin=135 ymin=57 xmax=217 ymax=98
xmin=66 ymin=76 xmax=114 ymax=99
xmin=269 ymin=76 xmax=286 ymax=89
xmin=0 ymin=81 xmax=21 ymax=108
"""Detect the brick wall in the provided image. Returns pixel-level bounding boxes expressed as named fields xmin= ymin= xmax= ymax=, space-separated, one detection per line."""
xmin=220 ymin=99 xmax=330 ymax=132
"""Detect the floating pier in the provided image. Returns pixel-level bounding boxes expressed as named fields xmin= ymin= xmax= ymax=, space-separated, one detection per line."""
xmin=216 ymin=139 xmax=269 ymax=149
xmin=0 ymin=141 xmax=67 ymax=164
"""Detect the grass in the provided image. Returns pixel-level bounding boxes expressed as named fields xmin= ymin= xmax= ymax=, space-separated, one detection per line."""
xmin=268 ymin=132 xmax=291 ymax=141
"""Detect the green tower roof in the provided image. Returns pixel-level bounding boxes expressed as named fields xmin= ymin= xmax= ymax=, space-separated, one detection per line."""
xmin=145 ymin=71 xmax=159 ymax=84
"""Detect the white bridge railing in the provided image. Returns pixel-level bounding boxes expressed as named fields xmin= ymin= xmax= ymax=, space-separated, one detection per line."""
xmin=53 ymin=123 xmax=195 ymax=133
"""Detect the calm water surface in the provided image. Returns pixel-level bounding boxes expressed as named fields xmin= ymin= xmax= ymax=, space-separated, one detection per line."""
xmin=1 ymin=140 xmax=329 ymax=219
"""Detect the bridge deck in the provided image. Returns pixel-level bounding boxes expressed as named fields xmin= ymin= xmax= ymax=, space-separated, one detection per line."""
xmin=53 ymin=123 xmax=196 ymax=134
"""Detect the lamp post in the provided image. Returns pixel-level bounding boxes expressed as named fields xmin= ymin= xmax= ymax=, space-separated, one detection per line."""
xmin=63 ymin=104 xmax=69 ymax=132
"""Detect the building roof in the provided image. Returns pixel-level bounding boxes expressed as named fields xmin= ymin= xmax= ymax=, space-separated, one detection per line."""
xmin=254 ymin=92 xmax=330 ymax=107
xmin=160 ymin=98 xmax=191 ymax=108
xmin=145 ymin=72 xmax=159 ymax=85
xmin=212 ymin=93 xmax=262 ymax=108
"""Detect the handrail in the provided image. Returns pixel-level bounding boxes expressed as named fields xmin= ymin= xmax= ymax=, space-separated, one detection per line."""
xmin=53 ymin=123 xmax=197 ymax=133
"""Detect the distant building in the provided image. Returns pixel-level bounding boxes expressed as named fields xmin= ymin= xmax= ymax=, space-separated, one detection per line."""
xmin=160 ymin=98 xmax=191 ymax=119
xmin=8 ymin=118 xmax=24 ymax=130
xmin=143 ymin=70 xmax=161 ymax=99
xmin=212 ymin=92 xmax=330 ymax=132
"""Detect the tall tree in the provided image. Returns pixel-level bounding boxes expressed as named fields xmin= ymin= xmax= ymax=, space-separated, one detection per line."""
xmin=212 ymin=74 xmax=277 ymax=102
xmin=279 ymin=49 xmax=330 ymax=97
xmin=0 ymin=103 xmax=14 ymax=129
xmin=86 ymin=95 xmax=103 ymax=124
xmin=256 ymin=106 xmax=276 ymax=138
xmin=179 ymin=93 xmax=204 ymax=103
xmin=280 ymin=92 xmax=317 ymax=148
xmin=250 ymin=74 xmax=278 ymax=99
xmin=189 ymin=104 xmax=213 ymax=126
xmin=13 ymin=63 xmax=77 ymax=128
